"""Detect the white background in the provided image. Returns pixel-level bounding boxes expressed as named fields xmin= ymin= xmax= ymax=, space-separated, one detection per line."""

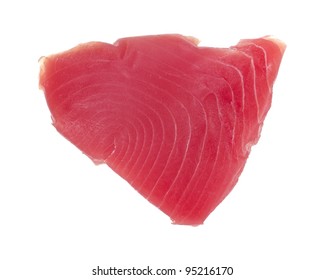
xmin=1 ymin=0 xmax=324 ymax=279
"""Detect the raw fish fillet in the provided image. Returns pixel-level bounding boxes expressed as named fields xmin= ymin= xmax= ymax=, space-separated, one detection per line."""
xmin=39 ymin=34 xmax=285 ymax=225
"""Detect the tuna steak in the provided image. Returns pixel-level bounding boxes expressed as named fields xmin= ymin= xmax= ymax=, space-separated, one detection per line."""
xmin=39 ymin=34 xmax=285 ymax=225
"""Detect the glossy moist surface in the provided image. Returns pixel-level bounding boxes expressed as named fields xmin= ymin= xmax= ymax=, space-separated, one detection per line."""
xmin=39 ymin=34 xmax=285 ymax=225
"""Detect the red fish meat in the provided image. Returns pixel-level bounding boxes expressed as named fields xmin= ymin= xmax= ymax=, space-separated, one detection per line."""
xmin=39 ymin=34 xmax=285 ymax=225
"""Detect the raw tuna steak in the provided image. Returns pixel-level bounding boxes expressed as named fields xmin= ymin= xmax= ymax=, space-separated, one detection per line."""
xmin=39 ymin=34 xmax=285 ymax=225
